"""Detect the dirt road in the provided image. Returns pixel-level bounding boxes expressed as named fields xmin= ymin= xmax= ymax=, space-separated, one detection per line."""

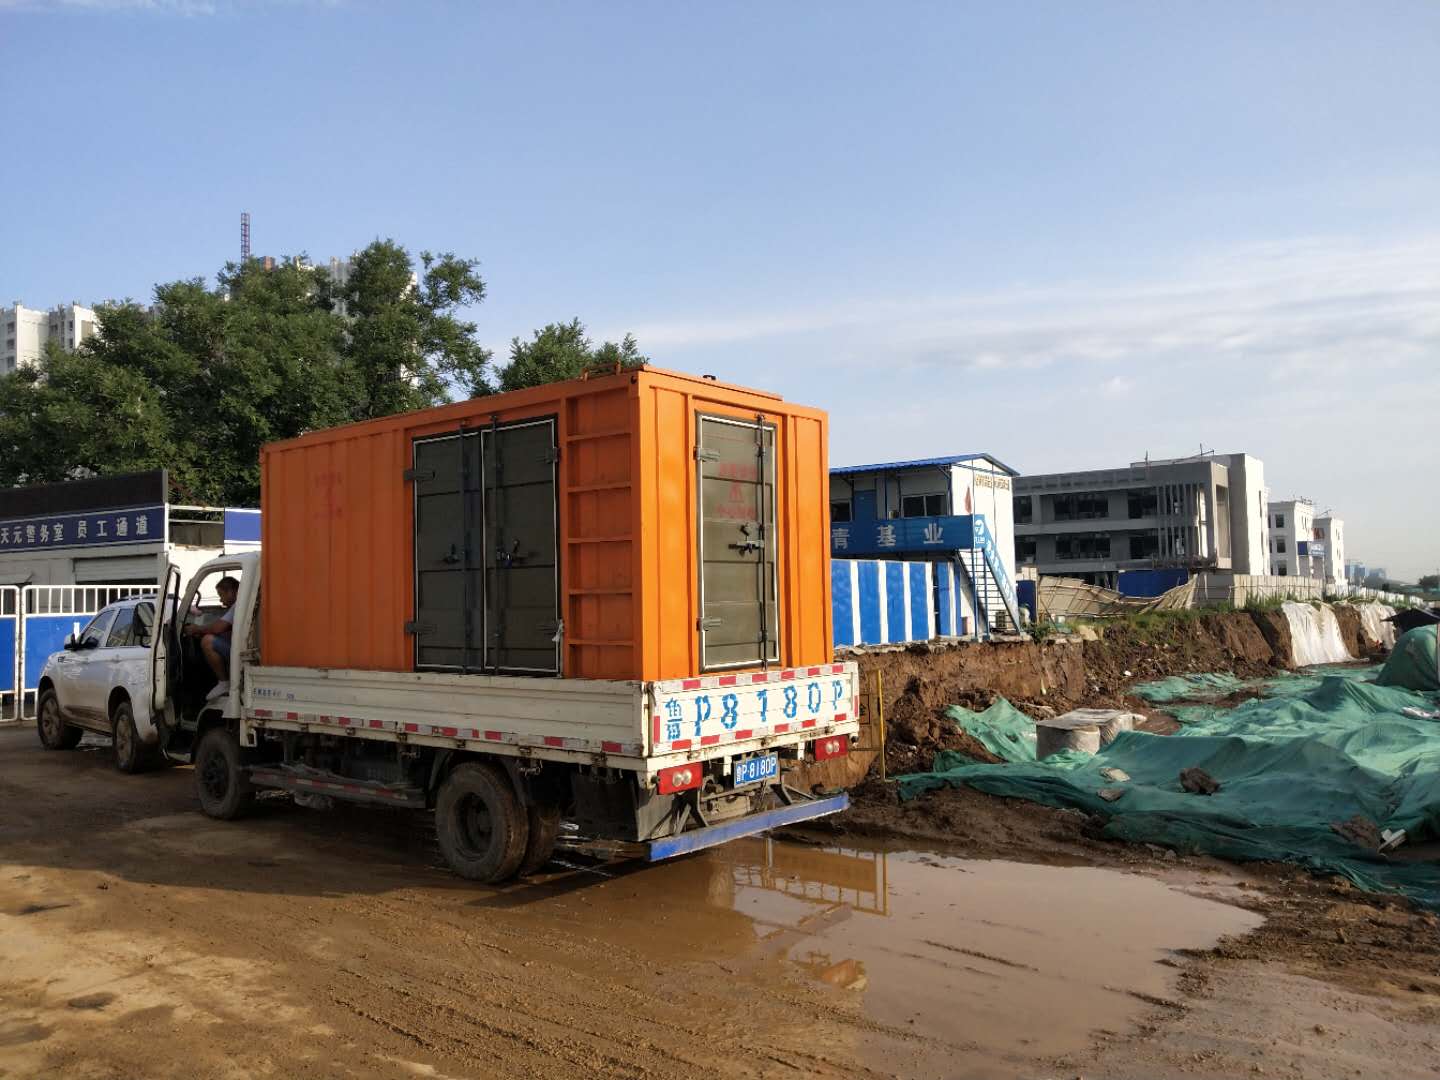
xmin=2 ymin=726 xmax=1437 ymax=1080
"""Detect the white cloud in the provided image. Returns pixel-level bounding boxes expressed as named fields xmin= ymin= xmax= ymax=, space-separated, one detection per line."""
xmin=1099 ymin=375 xmax=1133 ymax=398
xmin=626 ymin=234 xmax=1440 ymax=384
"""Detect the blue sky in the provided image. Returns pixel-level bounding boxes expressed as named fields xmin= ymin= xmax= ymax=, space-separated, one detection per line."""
xmin=2 ymin=1 xmax=1438 ymax=577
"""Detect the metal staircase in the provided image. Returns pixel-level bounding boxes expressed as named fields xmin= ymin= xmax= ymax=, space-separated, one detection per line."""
xmin=960 ymin=516 xmax=1022 ymax=637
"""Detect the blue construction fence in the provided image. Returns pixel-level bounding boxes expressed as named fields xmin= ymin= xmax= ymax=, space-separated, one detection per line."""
xmin=0 ymin=584 xmax=157 ymax=722
xmin=832 ymin=559 xmax=971 ymax=648
xmin=1117 ymin=569 xmax=1189 ymax=598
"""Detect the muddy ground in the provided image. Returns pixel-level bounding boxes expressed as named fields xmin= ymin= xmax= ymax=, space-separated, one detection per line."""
xmin=3 ymin=719 xmax=1439 ymax=1080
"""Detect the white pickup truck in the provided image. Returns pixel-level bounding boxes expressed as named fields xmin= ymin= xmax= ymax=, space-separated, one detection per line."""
xmin=93 ymin=552 xmax=858 ymax=881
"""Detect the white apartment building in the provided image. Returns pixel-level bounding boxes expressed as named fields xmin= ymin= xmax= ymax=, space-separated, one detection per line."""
xmin=2 ymin=301 xmax=100 ymax=373
xmin=1267 ymin=500 xmax=1345 ymax=589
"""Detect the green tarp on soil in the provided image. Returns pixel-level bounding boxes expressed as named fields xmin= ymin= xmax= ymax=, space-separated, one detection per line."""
xmin=1378 ymin=625 xmax=1440 ymax=692
xmin=1131 ymin=672 xmax=1247 ymax=704
xmin=945 ymin=699 xmax=1039 ymax=762
xmin=904 ymin=673 xmax=1440 ymax=907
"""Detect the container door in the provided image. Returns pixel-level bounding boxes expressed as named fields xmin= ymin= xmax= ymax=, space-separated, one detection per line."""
xmin=482 ymin=419 xmax=560 ymax=674
xmin=697 ymin=415 xmax=780 ymax=671
xmin=412 ymin=432 xmax=482 ymax=671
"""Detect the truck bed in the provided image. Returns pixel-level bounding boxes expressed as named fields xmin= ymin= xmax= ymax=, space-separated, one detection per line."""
xmin=242 ymin=662 xmax=860 ymax=777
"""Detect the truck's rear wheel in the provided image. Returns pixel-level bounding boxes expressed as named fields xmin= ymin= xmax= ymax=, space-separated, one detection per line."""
xmin=518 ymin=801 xmax=562 ymax=877
xmin=195 ymin=727 xmax=254 ymax=820
xmin=37 ymin=689 xmax=82 ymax=751
xmin=112 ymin=701 xmax=146 ymax=774
xmin=435 ymin=762 xmax=529 ymax=883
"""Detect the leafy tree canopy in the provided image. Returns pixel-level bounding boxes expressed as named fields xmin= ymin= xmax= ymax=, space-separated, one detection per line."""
xmin=497 ymin=318 xmax=647 ymax=393
xmin=0 ymin=242 xmax=645 ymax=506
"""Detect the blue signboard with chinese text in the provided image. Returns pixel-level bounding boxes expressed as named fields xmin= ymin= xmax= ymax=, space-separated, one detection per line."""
xmin=830 ymin=514 xmax=976 ymax=557
xmin=0 ymin=505 xmax=165 ymax=553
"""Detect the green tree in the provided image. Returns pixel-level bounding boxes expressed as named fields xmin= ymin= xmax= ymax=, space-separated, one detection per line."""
xmin=498 ymin=318 xmax=646 ymax=392
xmin=1418 ymin=574 xmax=1439 ymax=592
xmin=0 ymin=239 xmax=497 ymax=505
xmin=319 ymin=240 xmax=493 ymax=415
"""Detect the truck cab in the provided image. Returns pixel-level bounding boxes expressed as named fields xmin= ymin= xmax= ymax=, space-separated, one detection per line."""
xmin=147 ymin=552 xmax=258 ymax=760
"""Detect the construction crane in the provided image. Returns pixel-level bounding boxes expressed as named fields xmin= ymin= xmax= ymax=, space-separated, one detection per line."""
xmin=240 ymin=211 xmax=251 ymax=263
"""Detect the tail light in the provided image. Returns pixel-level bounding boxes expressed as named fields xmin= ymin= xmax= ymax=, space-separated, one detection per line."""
xmin=658 ymin=762 xmax=703 ymax=795
xmin=813 ymin=736 xmax=849 ymax=761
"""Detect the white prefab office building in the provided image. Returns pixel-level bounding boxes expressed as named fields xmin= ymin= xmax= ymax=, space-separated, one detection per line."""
xmin=0 ymin=470 xmax=259 ymax=720
xmin=0 ymin=470 xmax=259 ymax=590
xmin=829 ymin=454 xmax=1021 ymax=634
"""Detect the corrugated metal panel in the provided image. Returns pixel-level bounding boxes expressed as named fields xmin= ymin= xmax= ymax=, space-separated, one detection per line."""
xmin=831 ymin=559 xmax=939 ymax=646
xmin=260 ymin=368 xmax=833 ymax=682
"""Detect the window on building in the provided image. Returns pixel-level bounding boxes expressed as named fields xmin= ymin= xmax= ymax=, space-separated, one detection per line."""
xmin=900 ymin=493 xmax=946 ymax=518
xmin=1274 ymin=513 xmax=1285 ymax=529
xmin=1276 ymin=538 xmax=1286 ymax=554
xmin=1013 ymin=495 xmax=1033 ymax=524
xmin=1277 ymin=565 xmax=1288 ymax=576
xmin=1054 ymin=492 xmax=1108 ymax=522
xmin=1127 ymin=490 xmax=1158 ymax=519
xmin=1129 ymin=534 xmax=1159 ymax=559
xmin=1055 ymin=535 xmax=1111 ymax=561
xmin=830 ymin=500 xmax=852 ymax=523
xmin=1016 ymin=538 xmax=1037 ymax=561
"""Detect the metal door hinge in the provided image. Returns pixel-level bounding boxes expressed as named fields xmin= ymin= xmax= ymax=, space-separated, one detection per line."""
xmin=697 ymin=616 xmax=722 ymax=631
xmin=404 ymin=621 xmax=435 ymax=636
xmin=694 ymin=447 xmax=721 ymax=462
xmin=543 ymin=447 xmax=560 ymax=464
xmin=403 ymin=468 xmax=435 ymax=482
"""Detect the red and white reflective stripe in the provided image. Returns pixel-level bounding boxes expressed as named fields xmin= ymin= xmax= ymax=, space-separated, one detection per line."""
xmin=245 ymin=710 xmax=642 ymax=756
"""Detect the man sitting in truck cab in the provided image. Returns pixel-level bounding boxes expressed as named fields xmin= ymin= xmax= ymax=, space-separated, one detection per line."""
xmin=184 ymin=575 xmax=239 ymax=702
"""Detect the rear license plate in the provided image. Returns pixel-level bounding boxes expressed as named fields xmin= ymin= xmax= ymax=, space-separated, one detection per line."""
xmin=734 ymin=754 xmax=778 ymax=787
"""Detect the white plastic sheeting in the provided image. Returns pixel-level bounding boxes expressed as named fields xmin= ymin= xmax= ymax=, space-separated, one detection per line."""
xmin=1357 ymin=603 xmax=1397 ymax=650
xmin=1282 ymin=602 xmax=1353 ymax=667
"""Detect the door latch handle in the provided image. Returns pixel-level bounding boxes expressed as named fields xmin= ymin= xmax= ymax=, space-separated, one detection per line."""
xmin=729 ymin=540 xmax=763 ymax=554
xmin=442 ymin=543 xmax=462 ymax=565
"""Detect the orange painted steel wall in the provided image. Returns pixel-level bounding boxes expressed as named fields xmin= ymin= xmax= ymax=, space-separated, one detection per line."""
xmin=260 ymin=367 xmax=832 ymax=681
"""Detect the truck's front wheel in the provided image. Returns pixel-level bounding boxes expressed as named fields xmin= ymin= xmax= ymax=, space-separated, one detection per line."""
xmin=194 ymin=727 xmax=254 ymax=820
xmin=435 ymin=762 xmax=529 ymax=883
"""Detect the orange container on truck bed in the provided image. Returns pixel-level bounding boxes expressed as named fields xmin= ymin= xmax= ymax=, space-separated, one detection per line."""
xmin=260 ymin=367 xmax=832 ymax=681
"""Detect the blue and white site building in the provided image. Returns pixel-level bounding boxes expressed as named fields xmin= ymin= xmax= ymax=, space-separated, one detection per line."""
xmin=829 ymin=454 xmax=1021 ymax=642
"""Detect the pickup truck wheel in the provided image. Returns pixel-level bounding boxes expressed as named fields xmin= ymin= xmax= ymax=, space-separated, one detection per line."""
xmin=112 ymin=701 xmax=147 ymax=774
xmin=435 ymin=763 xmax=529 ymax=883
xmin=195 ymin=727 xmax=254 ymax=820
xmin=37 ymin=689 xmax=83 ymax=751
xmin=518 ymin=801 xmax=562 ymax=877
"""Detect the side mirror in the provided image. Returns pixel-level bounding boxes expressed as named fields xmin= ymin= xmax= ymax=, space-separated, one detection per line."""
xmin=63 ymin=633 xmax=78 ymax=650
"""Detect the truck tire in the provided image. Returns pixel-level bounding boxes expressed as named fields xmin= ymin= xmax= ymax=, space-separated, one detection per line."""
xmin=435 ymin=762 xmax=529 ymax=883
xmin=111 ymin=700 xmax=147 ymax=774
xmin=194 ymin=727 xmax=254 ymax=820
xmin=37 ymin=688 xmax=83 ymax=751
xmin=518 ymin=801 xmax=562 ymax=877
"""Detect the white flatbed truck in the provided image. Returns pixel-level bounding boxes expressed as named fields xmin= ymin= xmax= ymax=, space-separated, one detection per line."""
xmin=149 ymin=552 xmax=860 ymax=881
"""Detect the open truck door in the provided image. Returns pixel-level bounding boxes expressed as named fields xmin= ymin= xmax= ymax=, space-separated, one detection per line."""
xmin=148 ymin=563 xmax=187 ymax=757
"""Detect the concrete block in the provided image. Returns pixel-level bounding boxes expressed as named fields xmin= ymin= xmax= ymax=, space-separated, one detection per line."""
xmin=1035 ymin=709 xmax=1141 ymax=759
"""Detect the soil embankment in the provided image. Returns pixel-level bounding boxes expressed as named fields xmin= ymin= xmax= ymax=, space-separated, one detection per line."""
xmin=820 ymin=604 xmax=1394 ymax=785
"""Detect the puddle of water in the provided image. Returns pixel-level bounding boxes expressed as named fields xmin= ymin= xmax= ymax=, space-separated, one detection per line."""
xmin=542 ymin=838 xmax=1262 ymax=1070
